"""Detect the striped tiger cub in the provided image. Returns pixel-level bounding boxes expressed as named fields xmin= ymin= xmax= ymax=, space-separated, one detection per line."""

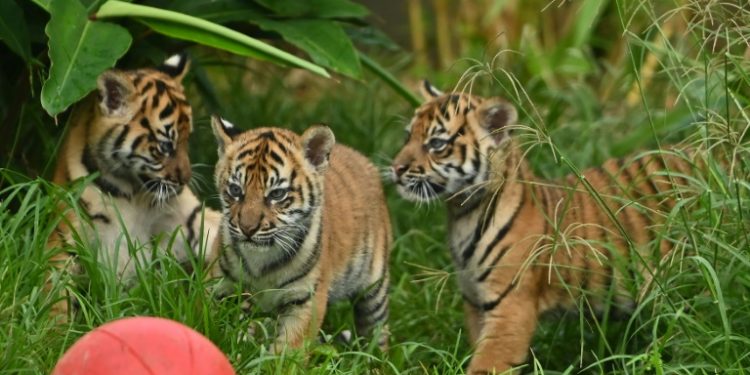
xmin=47 ymin=54 xmax=221 ymax=320
xmin=209 ymin=116 xmax=392 ymax=352
xmin=390 ymin=81 xmax=691 ymax=373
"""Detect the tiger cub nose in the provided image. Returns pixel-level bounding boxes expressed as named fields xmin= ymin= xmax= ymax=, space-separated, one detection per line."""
xmin=392 ymin=164 xmax=409 ymax=178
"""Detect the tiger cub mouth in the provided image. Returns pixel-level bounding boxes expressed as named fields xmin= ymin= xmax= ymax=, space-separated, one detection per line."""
xmin=138 ymin=175 xmax=184 ymax=200
xmin=396 ymin=177 xmax=446 ymax=202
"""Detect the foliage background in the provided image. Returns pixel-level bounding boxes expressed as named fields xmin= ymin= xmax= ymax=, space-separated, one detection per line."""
xmin=1 ymin=0 xmax=749 ymax=374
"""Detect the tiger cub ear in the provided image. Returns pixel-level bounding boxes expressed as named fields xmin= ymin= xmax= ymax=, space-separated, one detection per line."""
xmin=158 ymin=52 xmax=190 ymax=82
xmin=211 ymin=115 xmax=241 ymax=155
xmin=301 ymin=125 xmax=335 ymax=172
xmin=476 ymin=98 xmax=517 ymax=142
xmin=419 ymin=79 xmax=443 ymax=100
xmin=96 ymin=70 xmax=137 ymax=119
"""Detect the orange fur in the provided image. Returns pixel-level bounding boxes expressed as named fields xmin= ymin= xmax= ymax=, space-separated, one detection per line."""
xmin=391 ymin=81 xmax=692 ymax=373
xmin=46 ymin=55 xmax=221 ymax=322
xmin=210 ymin=118 xmax=392 ymax=351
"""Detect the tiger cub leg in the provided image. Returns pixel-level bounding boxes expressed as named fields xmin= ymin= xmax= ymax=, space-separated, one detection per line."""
xmin=468 ymin=291 xmax=539 ymax=374
xmin=46 ymin=252 xmax=72 ymax=322
xmin=463 ymin=301 xmax=483 ymax=344
xmin=273 ymin=282 xmax=331 ymax=353
xmin=45 ymin=229 xmax=74 ymax=323
xmin=353 ymin=274 xmax=390 ymax=351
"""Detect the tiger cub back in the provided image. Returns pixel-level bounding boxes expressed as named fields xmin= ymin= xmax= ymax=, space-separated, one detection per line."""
xmin=390 ymin=80 xmax=694 ymax=374
xmin=210 ymin=117 xmax=392 ymax=351
xmin=46 ymin=54 xmax=221 ymax=321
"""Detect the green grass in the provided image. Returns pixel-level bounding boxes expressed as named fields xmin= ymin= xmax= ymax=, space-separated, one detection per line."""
xmin=2 ymin=0 xmax=750 ymax=374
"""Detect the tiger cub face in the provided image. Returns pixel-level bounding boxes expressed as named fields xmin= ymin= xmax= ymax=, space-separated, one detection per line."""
xmin=391 ymin=80 xmax=517 ymax=202
xmin=210 ymin=116 xmax=334 ymax=254
xmin=87 ymin=54 xmax=193 ymax=201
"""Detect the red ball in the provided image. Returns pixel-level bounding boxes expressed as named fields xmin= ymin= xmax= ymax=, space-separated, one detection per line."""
xmin=52 ymin=317 xmax=235 ymax=375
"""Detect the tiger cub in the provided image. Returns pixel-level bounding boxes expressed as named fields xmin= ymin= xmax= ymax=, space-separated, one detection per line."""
xmin=391 ymin=81 xmax=692 ymax=373
xmin=47 ymin=54 xmax=221 ymax=320
xmin=209 ymin=116 xmax=392 ymax=351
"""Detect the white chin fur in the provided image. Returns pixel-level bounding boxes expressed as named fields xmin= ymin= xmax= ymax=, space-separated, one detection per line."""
xmin=396 ymin=185 xmax=439 ymax=203
xmin=237 ymin=240 xmax=275 ymax=253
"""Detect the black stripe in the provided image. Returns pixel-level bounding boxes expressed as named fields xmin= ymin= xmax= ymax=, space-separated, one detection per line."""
xmin=237 ymin=148 xmax=254 ymax=160
xmin=275 ymin=131 xmax=294 ymax=144
xmin=481 ymin=281 xmax=516 ymax=312
xmin=275 ymin=141 xmax=289 ymax=155
xmin=460 ymin=186 xmax=503 ymax=266
xmin=364 ymin=301 xmax=389 ymax=324
xmin=356 ymin=289 xmax=388 ymax=315
xmin=460 ymin=222 xmax=485 ymax=267
xmin=452 ymin=193 xmax=484 ymax=219
xmin=258 ymin=131 xmax=276 ymax=141
xmin=477 ymin=245 xmax=510 ymax=282
xmin=457 ymin=143 xmax=467 ymax=164
xmin=155 ymin=80 xmax=167 ymax=95
xmin=140 ymin=80 xmax=152 ymax=93
xmin=259 ymin=227 xmax=309 ymax=275
xmin=81 ymin=146 xmax=129 ymax=198
xmin=269 ymin=150 xmax=284 ymax=164
xmin=90 ymin=213 xmax=111 ymax=224
xmin=185 ymin=205 xmax=202 ymax=247
xmin=304 ymin=177 xmax=317 ymax=208
xmin=635 ymin=157 xmax=659 ymax=197
xmin=130 ymin=134 xmax=146 ymax=152
xmin=361 ymin=276 xmax=386 ymax=300
xmin=476 ymin=188 xmax=525 ymax=266
xmin=159 ymin=102 xmax=174 ymax=119
xmin=277 ymin=227 xmax=322 ymax=288
xmin=618 ymin=159 xmax=653 ymax=246
xmin=113 ymin=125 xmax=130 ymax=150
xmin=139 ymin=117 xmax=151 ymax=129
xmin=277 ymin=293 xmax=312 ymax=311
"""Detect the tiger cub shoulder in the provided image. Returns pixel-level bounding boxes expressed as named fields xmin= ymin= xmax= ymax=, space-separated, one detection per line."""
xmin=47 ymin=54 xmax=221 ymax=321
xmin=210 ymin=117 xmax=392 ymax=351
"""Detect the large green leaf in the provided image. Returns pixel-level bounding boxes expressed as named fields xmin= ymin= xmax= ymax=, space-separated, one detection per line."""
xmin=41 ymin=0 xmax=132 ymax=116
xmin=252 ymin=19 xmax=362 ymax=78
xmin=0 ymin=0 xmax=31 ymax=61
xmin=138 ymin=18 xmax=278 ymax=63
xmin=171 ymin=0 xmax=265 ymax=23
xmin=95 ymin=1 xmax=329 ymax=78
xmin=254 ymin=0 xmax=368 ymax=19
xmin=30 ymin=0 xmax=50 ymax=12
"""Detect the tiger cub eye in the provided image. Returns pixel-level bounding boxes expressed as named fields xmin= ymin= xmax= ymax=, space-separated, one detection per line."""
xmin=428 ymin=138 xmax=448 ymax=150
xmin=227 ymin=183 xmax=243 ymax=199
xmin=267 ymin=188 xmax=288 ymax=201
